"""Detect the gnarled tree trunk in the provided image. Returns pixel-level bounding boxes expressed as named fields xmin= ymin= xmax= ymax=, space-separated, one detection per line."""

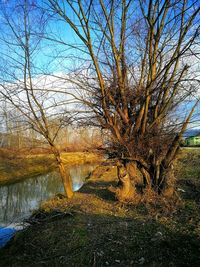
xmin=115 ymin=157 xmax=176 ymax=201
xmin=115 ymin=161 xmax=136 ymax=201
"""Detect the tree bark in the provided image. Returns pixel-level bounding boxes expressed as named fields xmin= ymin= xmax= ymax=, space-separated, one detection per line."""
xmin=58 ymin=161 xmax=74 ymax=199
xmin=159 ymin=164 xmax=175 ymax=198
xmin=51 ymin=145 xmax=74 ymax=198
xmin=115 ymin=161 xmax=136 ymax=201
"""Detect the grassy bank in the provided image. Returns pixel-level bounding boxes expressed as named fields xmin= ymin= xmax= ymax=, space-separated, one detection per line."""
xmin=0 ymin=149 xmax=200 ymax=266
xmin=0 ymin=151 xmax=102 ymax=185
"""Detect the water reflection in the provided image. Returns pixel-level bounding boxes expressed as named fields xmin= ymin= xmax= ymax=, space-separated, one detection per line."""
xmin=0 ymin=164 xmax=95 ymax=227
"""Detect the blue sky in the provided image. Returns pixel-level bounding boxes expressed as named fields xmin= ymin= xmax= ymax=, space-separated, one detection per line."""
xmin=0 ymin=0 xmax=199 ymax=130
xmin=0 ymin=0 xmax=86 ymax=78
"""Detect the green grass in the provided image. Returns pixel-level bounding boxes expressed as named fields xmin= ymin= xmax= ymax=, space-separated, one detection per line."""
xmin=0 ymin=149 xmax=200 ymax=266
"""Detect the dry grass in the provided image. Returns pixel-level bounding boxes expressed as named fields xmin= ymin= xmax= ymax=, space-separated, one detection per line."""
xmin=0 ymin=151 xmax=103 ymax=185
xmin=0 ymin=150 xmax=200 ymax=266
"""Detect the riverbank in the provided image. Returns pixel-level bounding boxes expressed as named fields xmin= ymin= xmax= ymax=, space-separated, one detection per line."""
xmin=0 ymin=151 xmax=102 ymax=185
xmin=0 ymin=150 xmax=200 ymax=266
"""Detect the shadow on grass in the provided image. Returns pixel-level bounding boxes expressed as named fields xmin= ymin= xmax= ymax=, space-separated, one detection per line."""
xmin=79 ymin=180 xmax=117 ymax=201
xmin=0 ymin=211 xmax=200 ymax=267
xmin=1 ymin=156 xmax=200 ymax=267
xmin=177 ymin=179 xmax=200 ymax=201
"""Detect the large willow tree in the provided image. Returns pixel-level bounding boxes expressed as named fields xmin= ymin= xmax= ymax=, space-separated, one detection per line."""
xmin=48 ymin=0 xmax=200 ymax=200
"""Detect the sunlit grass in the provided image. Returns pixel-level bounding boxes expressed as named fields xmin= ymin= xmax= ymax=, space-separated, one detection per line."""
xmin=0 ymin=151 xmax=102 ymax=185
xmin=1 ymin=149 xmax=200 ymax=266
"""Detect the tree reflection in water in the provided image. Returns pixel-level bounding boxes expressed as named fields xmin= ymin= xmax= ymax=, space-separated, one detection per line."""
xmin=0 ymin=164 xmax=95 ymax=226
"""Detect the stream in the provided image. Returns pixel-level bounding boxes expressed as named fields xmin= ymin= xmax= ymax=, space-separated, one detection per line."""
xmin=0 ymin=163 xmax=96 ymax=248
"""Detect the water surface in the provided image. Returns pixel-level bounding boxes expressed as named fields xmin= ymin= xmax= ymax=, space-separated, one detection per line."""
xmin=0 ymin=163 xmax=95 ymax=247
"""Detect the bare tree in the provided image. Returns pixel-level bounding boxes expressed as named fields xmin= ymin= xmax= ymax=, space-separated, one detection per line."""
xmin=0 ymin=0 xmax=74 ymax=198
xmin=47 ymin=0 xmax=200 ymax=200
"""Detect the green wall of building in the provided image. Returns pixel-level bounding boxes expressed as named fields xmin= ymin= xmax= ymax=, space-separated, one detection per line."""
xmin=185 ymin=136 xmax=200 ymax=146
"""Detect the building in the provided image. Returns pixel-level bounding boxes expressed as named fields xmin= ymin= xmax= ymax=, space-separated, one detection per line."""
xmin=185 ymin=133 xmax=200 ymax=146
